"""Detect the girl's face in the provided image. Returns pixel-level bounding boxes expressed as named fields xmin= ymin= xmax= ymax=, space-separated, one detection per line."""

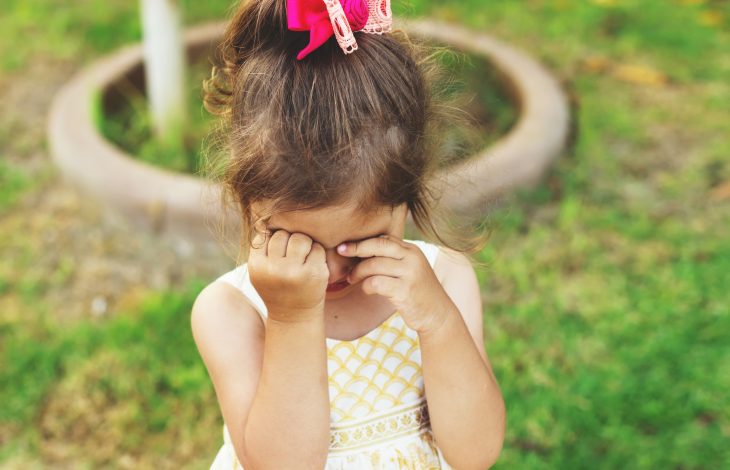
xmin=252 ymin=201 xmax=409 ymax=300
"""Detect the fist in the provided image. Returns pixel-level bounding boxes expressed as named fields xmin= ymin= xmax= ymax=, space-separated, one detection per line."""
xmin=338 ymin=235 xmax=454 ymax=334
xmin=247 ymin=230 xmax=329 ymax=322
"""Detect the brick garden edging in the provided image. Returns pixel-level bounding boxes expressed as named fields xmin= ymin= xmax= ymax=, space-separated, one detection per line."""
xmin=47 ymin=20 xmax=569 ymax=249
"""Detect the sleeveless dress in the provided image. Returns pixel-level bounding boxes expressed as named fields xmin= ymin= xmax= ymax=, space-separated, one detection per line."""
xmin=209 ymin=239 xmax=453 ymax=469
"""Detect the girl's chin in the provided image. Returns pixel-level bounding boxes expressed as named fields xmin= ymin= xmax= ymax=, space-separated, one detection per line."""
xmin=325 ymin=281 xmax=359 ymax=299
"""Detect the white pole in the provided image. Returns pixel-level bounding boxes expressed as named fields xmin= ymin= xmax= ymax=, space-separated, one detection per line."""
xmin=139 ymin=0 xmax=186 ymax=144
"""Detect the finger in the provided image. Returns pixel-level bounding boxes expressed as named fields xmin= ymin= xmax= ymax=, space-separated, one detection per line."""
xmin=305 ymin=242 xmax=326 ymax=266
xmin=361 ymin=274 xmax=400 ymax=297
xmin=286 ymin=233 xmax=313 ymax=262
xmin=377 ymin=234 xmax=409 ymax=247
xmin=337 ymin=235 xmax=405 ymax=260
xmin=347 ymin=256 xmax=406 ymax=285
xmin=249 ymin=230 xmax=269 ymax=256
xmin=267 ymin=229 xmax=291 ymax=258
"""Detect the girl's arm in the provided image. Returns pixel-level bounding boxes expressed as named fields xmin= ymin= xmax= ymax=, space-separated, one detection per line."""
xmin=339 ymin=237 xmax=506 ymax=468
xmin=418 ymin=248 xmax=506 ymax=469
xmin=244 ymin=310 xmax=331 ymax=468
xmin=191 ymin=285 xmax=330 ymax=468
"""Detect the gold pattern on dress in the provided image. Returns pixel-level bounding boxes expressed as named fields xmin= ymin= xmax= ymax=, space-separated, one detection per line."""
xmin=327 ymin=311 xmax=425 ymax=422
xmin=326 ymin=310 xmax=441 ymax=463
xmin=329 ymin=399 xmax=431 ymax=452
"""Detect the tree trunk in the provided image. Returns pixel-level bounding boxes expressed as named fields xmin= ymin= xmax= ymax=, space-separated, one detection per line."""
xmin=139 ymin=0 xmax=186 ymax=146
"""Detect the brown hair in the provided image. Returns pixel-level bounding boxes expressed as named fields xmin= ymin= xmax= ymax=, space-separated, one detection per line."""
xmin=202 ymin=0 xmax=489 ymax=261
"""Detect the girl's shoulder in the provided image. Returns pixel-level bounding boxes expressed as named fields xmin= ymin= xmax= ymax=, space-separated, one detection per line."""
xmin=213 ymin=263 xmax=269 ymax=320
xmin=406 ymin=239 xmax=474 ymax=285
xmin=404 ymin=238 xmax=441 ymax=268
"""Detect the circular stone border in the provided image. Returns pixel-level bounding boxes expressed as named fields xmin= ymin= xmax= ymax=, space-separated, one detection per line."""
xmin=405 ymin=19 xmax=571 ymax=215
xmin=48 ymin=20 xmax=569 ymax=246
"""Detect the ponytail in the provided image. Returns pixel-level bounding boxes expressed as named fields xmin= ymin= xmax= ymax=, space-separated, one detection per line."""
xmin=204 ymin=0 xmax=293 ymax=117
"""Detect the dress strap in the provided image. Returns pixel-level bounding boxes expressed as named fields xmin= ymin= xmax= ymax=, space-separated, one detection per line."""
xmin=404 ymin=239 xmax=441 ymax=268
xmin=214 ymin=264 xmax=268 ymax=320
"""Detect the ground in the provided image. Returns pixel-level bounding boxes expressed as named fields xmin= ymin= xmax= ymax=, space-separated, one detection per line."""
xmin=0 ymin=57 xmax=231 ymax=323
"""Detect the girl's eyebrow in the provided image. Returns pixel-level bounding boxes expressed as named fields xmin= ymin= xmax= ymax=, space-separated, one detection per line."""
xmin=265 ymin=226 xmax=385 ymax=250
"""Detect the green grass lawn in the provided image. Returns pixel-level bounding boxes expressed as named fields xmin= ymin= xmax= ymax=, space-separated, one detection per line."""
xmin=1 ymin=0 xmax=729 ymax=468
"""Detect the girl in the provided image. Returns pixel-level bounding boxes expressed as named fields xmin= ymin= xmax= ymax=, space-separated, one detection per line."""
xmin=192 ymin=0 xmax=505 ymax=468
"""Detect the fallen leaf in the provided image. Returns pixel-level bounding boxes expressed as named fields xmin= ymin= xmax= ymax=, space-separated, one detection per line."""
xmin=710 ymin=181 xmax=730 ymax=202
xmin=582 ymin=55 xmax=611 ymax=73
xmin=699 ymin=10 xmax=724 ymax=27
xmin=613 ymin=64 xmax=669 ymax=86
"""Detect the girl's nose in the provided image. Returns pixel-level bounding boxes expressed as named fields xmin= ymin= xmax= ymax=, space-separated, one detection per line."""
xmin=324 ymin=249 xmax=355 ymax=284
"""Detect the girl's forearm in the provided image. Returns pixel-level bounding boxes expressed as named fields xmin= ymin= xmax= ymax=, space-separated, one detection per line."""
xmin=242 ymin=314 xmax=331 ymax=468
xmin=419 ymin=306 xmax=506 ymax=470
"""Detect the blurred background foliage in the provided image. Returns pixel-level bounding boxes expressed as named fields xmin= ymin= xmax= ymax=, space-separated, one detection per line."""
xmin=1 ymin=0 xmax=729 ymax=468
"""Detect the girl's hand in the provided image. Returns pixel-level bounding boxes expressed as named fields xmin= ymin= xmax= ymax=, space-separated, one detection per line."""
xmin=338 ymin=235 xmax=455 ymax=334
xmin=248 ymin=230 xmax=329 ymax=323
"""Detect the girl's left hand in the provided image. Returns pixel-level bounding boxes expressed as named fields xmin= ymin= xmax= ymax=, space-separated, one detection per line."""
xmin=337 ymin=235 xmax=455 ymax=334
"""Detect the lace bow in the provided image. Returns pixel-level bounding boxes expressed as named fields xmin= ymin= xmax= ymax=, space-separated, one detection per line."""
xmin=286 ymin=0 xmax=393 ymax=60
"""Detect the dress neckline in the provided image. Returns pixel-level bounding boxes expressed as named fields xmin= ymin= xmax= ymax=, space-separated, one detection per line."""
xmin=325 ymin=309 xmax=401 ymax=345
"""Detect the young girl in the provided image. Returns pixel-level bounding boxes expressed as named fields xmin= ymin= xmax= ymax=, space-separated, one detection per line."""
xmin=192 ymin=0 xmax=505 ymax=468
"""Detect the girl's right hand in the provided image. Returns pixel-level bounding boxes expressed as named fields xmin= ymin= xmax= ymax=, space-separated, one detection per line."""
xmin=247 ymin=229 xmax=329 ymax=323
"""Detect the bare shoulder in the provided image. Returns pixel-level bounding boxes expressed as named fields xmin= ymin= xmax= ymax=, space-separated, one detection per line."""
xmin=433 ymin=246 xmax=489 ymax=363
xmin=433 ymin=245 xmax=480 ymax=295
xmin=191 ymin=280 xmax=264 ymax=341
xmin=190 ymin=280 xmax=265 ymax=467
xmin=433 ymin=246 xmax=475 ymax=280
xmin=190 ymin=279 xmax=266 ymax=391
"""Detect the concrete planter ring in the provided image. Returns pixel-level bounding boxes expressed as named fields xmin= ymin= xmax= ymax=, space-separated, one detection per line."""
xmin=48 ymin=20 xmax=570 ymax=252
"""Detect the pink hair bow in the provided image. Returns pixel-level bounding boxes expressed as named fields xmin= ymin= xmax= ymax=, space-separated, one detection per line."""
xmin=286 ymin=0 xmax=392 ymax=60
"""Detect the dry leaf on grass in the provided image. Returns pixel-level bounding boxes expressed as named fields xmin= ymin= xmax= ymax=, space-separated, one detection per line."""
xmin=580 ymin=56 xmax=669 ymax=87
xmin=613 ymin=64 xmax=669 ymax=86
xmin=709 ymin=181 xmax=730 ymax=202
xmin=698 ymin=10 xmax=724 ymax=27
xmin=581 ymin=55 xmax=612 ymax=73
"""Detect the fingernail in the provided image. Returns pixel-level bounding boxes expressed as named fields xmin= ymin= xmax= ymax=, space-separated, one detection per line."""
xmin=337 ymin=243 xmax=347 ymax=254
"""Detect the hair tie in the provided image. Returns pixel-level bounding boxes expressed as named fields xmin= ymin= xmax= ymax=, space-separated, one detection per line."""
xmin=286 ymin=0 xmax=392 ymax=60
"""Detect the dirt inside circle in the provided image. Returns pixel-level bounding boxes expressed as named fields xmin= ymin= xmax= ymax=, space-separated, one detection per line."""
xmin=0 ymin=58 xmax=236 ymax=326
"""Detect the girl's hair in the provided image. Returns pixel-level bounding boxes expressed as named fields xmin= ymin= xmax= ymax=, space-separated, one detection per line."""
xmin=202 ymin=0 xmax=489 ymax=261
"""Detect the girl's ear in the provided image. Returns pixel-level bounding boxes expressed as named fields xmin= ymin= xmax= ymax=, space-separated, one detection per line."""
xmin=249 ymin=199 xmax=274 ymax=232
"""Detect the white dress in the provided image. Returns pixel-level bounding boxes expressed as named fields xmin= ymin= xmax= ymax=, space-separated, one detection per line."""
xmin=209 ymin=239 xmax=453 ymax=469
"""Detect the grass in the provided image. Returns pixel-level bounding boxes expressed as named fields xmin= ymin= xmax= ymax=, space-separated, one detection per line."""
xmin=0 ymin=280 xmax=219 ymax=467
xmin=96 ymin=60 xmax=218 ymax=175
xmin=0 ymin=162 xmax=30 ymax=214
xmin=1 ymin=0 xmax=728 ymax=468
